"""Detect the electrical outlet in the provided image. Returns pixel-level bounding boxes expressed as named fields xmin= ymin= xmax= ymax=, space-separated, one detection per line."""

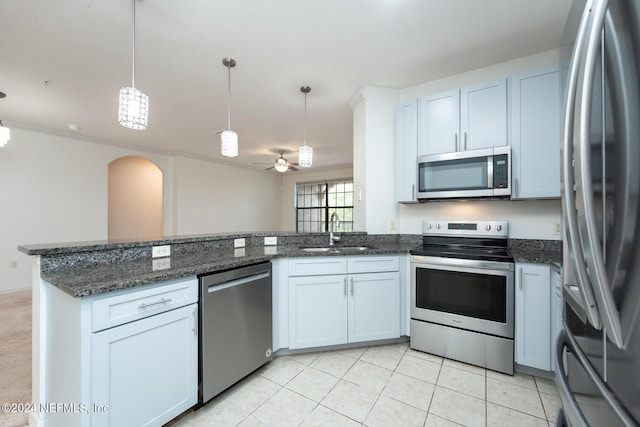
xmin=152 ymin=245 xmax=171 ymax=258
xmin=553 ymin=222 xmax=561 ymax=235
xmin=264 ymin=236 xmax=277 ymax=246
xmin=389 ymin=220 xmax=397 ymax=231
xmin=234 ymin=238 xmax=246 ymax=248
xmin=152 ymin=258 xmax=171 ymax=271
xmin=264 ymin=246 xmax=277 ymax=255
xmin=234 ymin=248 xmax=246 ymax=257
xmin=9 ymin=261 xmax=18 ymax=269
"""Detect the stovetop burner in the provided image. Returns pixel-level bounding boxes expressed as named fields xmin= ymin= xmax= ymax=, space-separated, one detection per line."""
xmin=410 ymin=219 xmax=514 ymax=263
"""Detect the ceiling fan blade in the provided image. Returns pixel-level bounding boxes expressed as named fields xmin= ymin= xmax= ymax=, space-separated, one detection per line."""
xmin=252 ymin=162 xmax=274 ymax=165
xmin=289 ymin=166 xmax=299 ymax=172
xmin=265 ymin=166 xmax=275 ymax=171
xmin=290 ymin=162 xmax=299 ymax=166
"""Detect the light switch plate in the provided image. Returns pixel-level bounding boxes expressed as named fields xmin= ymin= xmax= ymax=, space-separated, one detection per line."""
xmin=234 ymin=238 xmax=246 ymax=248
xmin=264 ymin=246 xmax=277 ymax=255
xmin=152 ymin=245 xmax=171 ymax=258
xmin=264 ymin=236 xmax=277 ymax=246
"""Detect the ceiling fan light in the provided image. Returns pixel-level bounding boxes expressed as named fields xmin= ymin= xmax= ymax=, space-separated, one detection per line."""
xmin=221 ymin=130 xmax=238 ymax=157
xmin=118 ymin=86 xmax=149 ymax=130
xmin=275 ymin=163 xmax=289 ymax=173
xmin=298 ymin=145 xmax=313 ymax=167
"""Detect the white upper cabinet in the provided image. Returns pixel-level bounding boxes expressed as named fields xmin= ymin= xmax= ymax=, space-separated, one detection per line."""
xmin=418 ymin=89 xmax=460 ymax=155
xmin=510 ymin=66 xmax=561 ymax=199
xmin=418 ymin=79 xmax=507 ymax=156
xmin=395 ymin=99 xmax=419 ymax=203
xmin=460 ymin=79 xmax=508 ymax=151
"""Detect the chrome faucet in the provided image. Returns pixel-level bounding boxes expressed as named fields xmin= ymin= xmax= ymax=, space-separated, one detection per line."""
xmin=329 ymin=212 xmax=341 ymax=245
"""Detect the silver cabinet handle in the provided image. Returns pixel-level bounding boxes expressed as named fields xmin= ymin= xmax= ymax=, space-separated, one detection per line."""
xmin=519 ymin=268 xmax=523 ymax=290
xmin=575 ymin=0 xmax=624 ymax=348
xmin=138 ymin=297 xmax=172 ymax=309
xmin=464 ymin=131 xmax=468 ymax=150
xmin=350 ymin=277 xmax=354 ymax=296
xmin=561 ymin=0 xmax=601 ymax=330
xmin=412 ymin=184 xmax=415 ymax=200
xmin=454 ymin=133 xmax=459 ymax=151
xmin=514 ymin=178 xmax=519 ymax=198
xmin=192 ymin=307 xmax=198 ymax=337
xmin=344 ymin=277 xmax=347 ymax=297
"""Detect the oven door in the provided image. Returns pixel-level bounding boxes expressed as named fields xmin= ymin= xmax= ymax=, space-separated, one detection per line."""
xmin=411 ymin=255 xmax=515 ymax=339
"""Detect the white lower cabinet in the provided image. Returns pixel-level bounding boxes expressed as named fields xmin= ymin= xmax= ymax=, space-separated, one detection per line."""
xmin=515 ymin=263 xmax=552 ymax=371
xmin=288 ymin=256 xmax=400 ymax=350
xmin=91 ymin=303 xmax=198 ymax=427
xmin=41 ymin=276 xmax=198 ymax=427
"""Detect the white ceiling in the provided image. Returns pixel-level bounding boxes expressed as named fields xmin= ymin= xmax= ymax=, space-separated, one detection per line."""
xmin=0 ymin=0 xmax=573 ymax=172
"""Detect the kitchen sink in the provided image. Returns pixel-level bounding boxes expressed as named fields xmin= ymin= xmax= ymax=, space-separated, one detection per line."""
xmin=300 ymin=246 xmax=372 ymax=252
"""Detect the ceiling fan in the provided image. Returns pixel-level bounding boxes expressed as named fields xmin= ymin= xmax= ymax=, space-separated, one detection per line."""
xmin=255 ymin=150 xmax=299 ymax=172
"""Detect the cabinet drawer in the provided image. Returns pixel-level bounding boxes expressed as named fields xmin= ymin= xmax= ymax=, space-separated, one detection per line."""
xmin=348 ymin=256 xmax=399 ymax=274
xmin=288 ymin=257 xmax=348 ymax=276
xmin=91 ymin=277 xmax=198 ymax=332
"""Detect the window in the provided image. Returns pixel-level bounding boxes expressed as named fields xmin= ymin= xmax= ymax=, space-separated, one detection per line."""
xmin=296 ymin=179 xmax=354 ymax=233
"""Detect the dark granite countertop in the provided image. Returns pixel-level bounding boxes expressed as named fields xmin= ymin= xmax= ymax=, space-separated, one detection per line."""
xmin=509 ymin=238 xmax=562 ymax=267
xmin=38 ymin=241 xmax=417 ymax=298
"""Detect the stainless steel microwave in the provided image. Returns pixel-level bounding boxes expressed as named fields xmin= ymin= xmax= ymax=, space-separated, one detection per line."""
xmin=417 ymin=146 xmax=511 ymax=200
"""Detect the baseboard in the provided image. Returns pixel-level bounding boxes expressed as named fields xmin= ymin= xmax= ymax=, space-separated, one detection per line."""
xmin=0 ymin=287 xmax=32 ymax=296
xmin=28 ymin=412 xmax=43 ymax=427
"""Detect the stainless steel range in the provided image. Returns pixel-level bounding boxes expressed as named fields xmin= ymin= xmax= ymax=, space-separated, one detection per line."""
xmin=410 ymin=219 xmax=515 ymax=374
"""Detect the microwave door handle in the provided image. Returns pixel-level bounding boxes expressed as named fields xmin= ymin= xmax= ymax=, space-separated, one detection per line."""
xmin=576 ymin=0 xmax=625 ymax=348
xmin=562 ymin=0 xmax=601 ymax=329
xmin=487 ymin=155 xmax=494 ymax=189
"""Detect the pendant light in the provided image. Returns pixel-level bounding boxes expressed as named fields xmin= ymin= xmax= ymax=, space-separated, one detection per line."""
xmin=0 ymin=120 xmax=10 ymax=147
xmin=0 ymin=92 xmax=10 ymax=147
xmin=118 ymin=0 xmax=149 ymax=130
xmin=298 ymin=86 xmax=312 ymax=167
xmin=221 ymin=58 xmax=238 ymax=157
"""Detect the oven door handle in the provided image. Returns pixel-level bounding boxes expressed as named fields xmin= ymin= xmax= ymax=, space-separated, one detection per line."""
xmin=411 ymin=255 xmax=514 ymax=271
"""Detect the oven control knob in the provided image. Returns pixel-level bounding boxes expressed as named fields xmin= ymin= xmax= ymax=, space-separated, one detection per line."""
xmin=427 ymin=223 xmax=432 ymax=229
xmin=436 ymin=224 xmax=441 ymax=230
xmin=496 ymin=225 xmax=502 ymax=232
xmin=486 ymin=225 xmax=492 ymax=231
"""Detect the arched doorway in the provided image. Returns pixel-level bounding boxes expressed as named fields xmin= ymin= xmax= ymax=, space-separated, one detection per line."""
xmin=108 ymin=156 xmax=163 ymax=240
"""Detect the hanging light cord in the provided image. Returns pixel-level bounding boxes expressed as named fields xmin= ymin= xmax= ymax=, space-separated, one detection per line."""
xmin=131 ymin=0 xmax=136 ymax=89
xmin=227 ymin=62 xmax=232 ymax=131
xmin=303 ymin=91 xmax=307 ymax=146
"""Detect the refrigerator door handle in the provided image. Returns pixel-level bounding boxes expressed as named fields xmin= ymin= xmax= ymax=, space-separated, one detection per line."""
xmin=555 ymin=331 xmax=589 ymax=427
xmin=557 ymin=328 xmax=637 ymax=426
xmin=575 ymin=0 xmax=625 ymax=348
xmin=562 ymin=0 xmax=601 ymax=328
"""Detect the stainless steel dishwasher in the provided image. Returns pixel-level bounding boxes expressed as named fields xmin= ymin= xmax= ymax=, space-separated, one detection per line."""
xmin=198 ymin=261 xmax=273 ymax=404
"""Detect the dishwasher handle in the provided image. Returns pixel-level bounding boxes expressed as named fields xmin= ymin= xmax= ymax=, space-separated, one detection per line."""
xmin=207 ymin=270 xmax=271 ymax=293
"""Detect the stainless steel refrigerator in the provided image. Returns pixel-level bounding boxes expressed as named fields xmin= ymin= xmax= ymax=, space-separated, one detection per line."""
xmin=559 ymin=0 xmax=640 ymax=425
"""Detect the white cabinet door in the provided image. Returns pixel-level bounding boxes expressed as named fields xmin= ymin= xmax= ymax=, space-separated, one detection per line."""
xmin=395 ymin=99 xmax=418 ymax=202
xmin=288 ymin=275 xmax=348 ymax=349
xmin=515 ymin=263 xmax=551 ymax=371
xmin=511 ymin=66 xmax=561 ymax=199
xmin=418 ymin=89 xmax=459 ymax=155
xmin=91 ymin=303 xmax=198 ymax=427
xmin=460 ymin=78 xmax=508 ymax=151
xmin=348 ymin=272 xmax=400 ymax=343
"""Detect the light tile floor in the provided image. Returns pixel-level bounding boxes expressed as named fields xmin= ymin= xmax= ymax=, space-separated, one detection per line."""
xmin=176 ymin=342 xmax=560 ymax=427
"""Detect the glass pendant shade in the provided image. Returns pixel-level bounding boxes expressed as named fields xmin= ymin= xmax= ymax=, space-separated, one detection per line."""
xmin=298 ymin=145 xmax=313 ymax=167
xmin=0 ymin=123 xmax=10 ymax=147
xmin=118 ymin=87 xmax=149 ymax=130
xmin=221 ymin=130 xmax=239 ymax=157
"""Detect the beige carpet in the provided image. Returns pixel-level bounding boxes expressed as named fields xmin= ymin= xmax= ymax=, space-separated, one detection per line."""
xmin=0 ymin=290 xmax=31 ymax=427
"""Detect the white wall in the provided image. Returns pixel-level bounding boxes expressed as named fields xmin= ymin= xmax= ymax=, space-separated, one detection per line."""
xmin=351 ymin=87 xmax=401 ymax=234
xmin=0 ymin=127 xmax=282 ymax=293
xmin=354 ymin=49 xmax=563 ymax=239
xmin=173 ymin=156 xmax=283 ymax=234
xmin=279 ymin=166 xmax=354 ymax=231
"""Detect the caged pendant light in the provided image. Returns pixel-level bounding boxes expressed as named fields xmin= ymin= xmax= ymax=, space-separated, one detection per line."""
xmin=118 ymin=0 xmax=149 ymax=130
xmin=221 ymin=58 xmax=238 ymax=158
xmin=298 ymin=86 xmax=312 ymax=167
